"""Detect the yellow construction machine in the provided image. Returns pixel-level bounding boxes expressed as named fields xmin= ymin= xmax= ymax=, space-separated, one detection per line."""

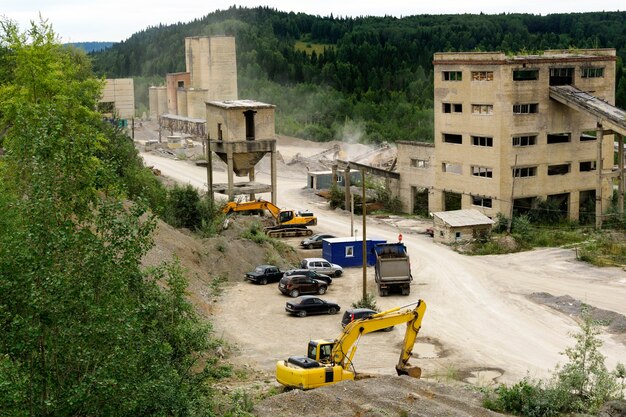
xmin=222 ymin=199 xmax=317 ymax=238
xmin=276 ymin=300 xmax=427 ymax=389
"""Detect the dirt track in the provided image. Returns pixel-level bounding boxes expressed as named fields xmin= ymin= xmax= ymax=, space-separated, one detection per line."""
xmin=138 ymin=125 xmax=626 ymax=391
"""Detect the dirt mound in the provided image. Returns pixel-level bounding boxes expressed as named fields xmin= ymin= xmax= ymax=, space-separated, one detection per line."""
xmin=254 ymin=376 xmax=507 ymax=417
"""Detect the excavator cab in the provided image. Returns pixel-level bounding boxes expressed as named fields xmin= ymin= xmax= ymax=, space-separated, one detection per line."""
xmin=278 ymin=210 xmax=294 ymax=224
xmin=307 ymin=339 xmax=335 ymax=363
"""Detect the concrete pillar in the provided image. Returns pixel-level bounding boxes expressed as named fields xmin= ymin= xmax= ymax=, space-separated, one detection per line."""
xmin=429 ymin=189 xmax=444 ymax=213
xmin=331 ymin=165 xmax=338 ymax=188
xmin=248 ymin=167 xmax=256 ymax=201
xmin=344 ymin=167 xmax=351 ymax=211
xmin=595 ymin=125 xmax=603 ymax=229
xmin=227 ymin=147 xmax=234 ymax=202
xmin=619 ymin=134 xmax=624 ymax=217
xmin=570 ymin=191 xmax=580 ymax=221
xmin=271 ymin=143 xmax=277 ymax=205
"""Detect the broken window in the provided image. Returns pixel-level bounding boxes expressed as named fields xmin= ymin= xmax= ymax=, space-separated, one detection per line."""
xmin=177 ymin=80 xmax=185 ymax=88
xmin=581 ymin=67 xmax=604 ymax=78
xmin=443 ymin=133 xmax=462 ymax=144
xmin=579 ymin=161 xmax=597 ymax=172
xmin=472 ymin=136 xmax=493 ymax=147
xmin=410 ymin=159 xmax=428 ymax=168
xmin=513 ymin=103 xmax=538 ymax=114
xmin=442 ymin=162 xmax=462 ymax=174
xmin=580 ymin=131 xmax=597 ymax=141
xmin=513 ymin=69 xmax=539 ymax=81
xmin=547 ymin=133 xmax=571 ymax=144
xmin=472 ymin=166 xmax=493 ymax=178
xmin=547 ymin=163 xmax=571 ymax=176
xmin=471 ymin=104 xmax=493 ymax=115
xmin=549 ymin=67 xmax=574 ymax=86
xmin=443 ymin=71 xmax=462 ymax=81
xmin=443 ymin=103 xmax=463 ymax=113
xmin=512 ymin=135 xmax=537 ymax=147
xmin=471 ymin=196 xmax=493 ymax=208
xmin=472 ymin=71 xmax=494 ymax=81
xmin=513 ymin=166 xmax=537 ymax=177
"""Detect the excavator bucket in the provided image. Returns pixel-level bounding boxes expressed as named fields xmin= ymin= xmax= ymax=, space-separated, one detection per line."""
xmin=396 ymin=365 xmax=422 ymax=379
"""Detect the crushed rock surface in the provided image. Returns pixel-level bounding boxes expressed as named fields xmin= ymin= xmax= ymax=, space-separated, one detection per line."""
xmin=254 ymin=375 xmax=509 ymax=417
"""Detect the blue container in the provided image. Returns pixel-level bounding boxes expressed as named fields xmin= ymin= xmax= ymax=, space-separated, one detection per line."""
xmin=322 ymin=237 xmax=387 ymax=267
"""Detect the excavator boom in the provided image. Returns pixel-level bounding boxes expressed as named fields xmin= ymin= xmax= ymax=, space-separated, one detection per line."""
xmin=276 ymin=300 xmax=426 ymax=389
xmin=222 ymin=199 xmax=317 ymax=238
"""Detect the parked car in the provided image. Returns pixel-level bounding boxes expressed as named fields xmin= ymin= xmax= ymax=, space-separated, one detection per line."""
xmin=300 ymin=257 xmax=343 ymax=277
xmin=283 ymin=269 xmax=332 ymax=285
xmin=300 ymin=233 xmax=336 ymax=249
xmin=245 ymin=265 xmax=283 ymax=285
xmin=341 ymin=308 xmax=393 ymax=331
xmin=286 ymin=296 xmax=341 ymax=317
xmin=278 ymin=275 xmax=328 ymax=298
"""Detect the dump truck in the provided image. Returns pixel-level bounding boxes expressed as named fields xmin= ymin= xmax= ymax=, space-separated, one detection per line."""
xmin=222 ymin=199 xmax=316 ymax=238
xmin=372 ymin=243 xmax=412 ymax=296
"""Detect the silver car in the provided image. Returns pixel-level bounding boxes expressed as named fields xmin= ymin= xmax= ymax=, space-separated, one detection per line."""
xmin=300 ymin=257 xmax=343 ymax=277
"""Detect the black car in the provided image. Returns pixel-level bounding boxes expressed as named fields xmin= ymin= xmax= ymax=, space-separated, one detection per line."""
xmin=245 ymin=265 xmax=283 ymax=285
xmin=283 ymin=269 xmax=332 ymax=285
xmin=341 ymin=308 xmax=393 ymax=331
xmin=286 ymin=296 xmax=341 ymax=317
xmin=278 ymin=275 xmax=328 ymax=298
xmin=300 ymin=233 xmax=336 ymax=249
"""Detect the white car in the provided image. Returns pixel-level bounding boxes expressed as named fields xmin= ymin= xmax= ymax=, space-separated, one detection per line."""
xmin=300 ymin=257 xmax=343 ymax=277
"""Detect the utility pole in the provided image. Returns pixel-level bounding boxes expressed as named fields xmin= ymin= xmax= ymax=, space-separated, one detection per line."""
xmin=361 ymin=169 xmax=367 ymax=301
xmin=350 ymin=192 xmax=354 ymax=237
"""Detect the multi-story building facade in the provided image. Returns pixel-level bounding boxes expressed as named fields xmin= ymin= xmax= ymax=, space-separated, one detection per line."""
xmin=431 ymin=49 xmax=617 ymax=221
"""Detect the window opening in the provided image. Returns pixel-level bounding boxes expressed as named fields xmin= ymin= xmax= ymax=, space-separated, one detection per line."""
xmin=547 ymin=133 xmax=571 ymax=144
xmin=442 ymin=163 xmax=462 ymax=174
xmin=513 ymin=166 xmax=537 ymax=177
xmin=581 ymin=67 xmax=604 ymax=78
xmin=512 ymin=135 xmax=537 ymax=146
xmin=177 ymin=80 xmax=184 ymax=88
xmin=549 ymin=67 xmax=574 ymax=86
xmin=472 ymin=71 xmax=493 ymax=81
xmin=443 ymin=103 xmax=463 ymax=113
xmin=472 ymin=166 xmax=493 ymax=178
xmin=345 ymin=246 xmax=354 ymax=257
xmin=513 ymin=69 xmax=539 ymax=81
xmin=443 ymin=71 xmax=462 ymax=81
xmin=410 ymin=159 xmax=428 ymax=168
xmin=513 ymin=103 xmax=538 ymax=114
xmin=579 ymin=161 xmax=597 ymax=172
xmin=471 ymin=196 xmax=493 ymax=208
xmin=547 ymin=164 xmax=571 ymax=176
xmin=580 ymin=131 xmax=597 ymax=141
xmin=243 ymin=109 xmax=256 ymax=140
xmin=472 ymin=136 xmax=493 ymax=147
xmin=443 ymin=133 xmax=462 ymax=144
xmin=471 ymin=104 xmax=493 ymax=115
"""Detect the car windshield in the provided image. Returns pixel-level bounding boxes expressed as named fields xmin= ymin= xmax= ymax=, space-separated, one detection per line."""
xmin=255 ymin=266 xmax=264 ymax=273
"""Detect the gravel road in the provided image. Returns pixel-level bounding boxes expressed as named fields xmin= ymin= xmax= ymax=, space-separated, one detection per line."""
xmin=141 ymin=144 xmax=626 ymax=387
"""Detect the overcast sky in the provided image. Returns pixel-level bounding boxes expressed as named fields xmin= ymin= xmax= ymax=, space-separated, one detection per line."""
xmin=2 ymin=1 xmax=624 ymax=43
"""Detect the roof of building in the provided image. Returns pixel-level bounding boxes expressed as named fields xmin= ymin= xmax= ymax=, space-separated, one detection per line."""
xmin=433 ymin=209 xmax=495 ymax=227
xmin=206 ymin=99 xmax=276 ymax=109
xmin=324 ymin=237 xmax=386 ymax=244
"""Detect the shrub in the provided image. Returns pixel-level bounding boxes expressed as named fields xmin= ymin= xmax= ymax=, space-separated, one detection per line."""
xmin=351 ymin=292 xmax=378 ymax=311
xmin=164 ymin=184 xmax=202 ymax=230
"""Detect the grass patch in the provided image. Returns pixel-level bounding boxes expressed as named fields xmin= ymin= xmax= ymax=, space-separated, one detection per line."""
xmin=294 ymin=40 xmax=333 ymax=56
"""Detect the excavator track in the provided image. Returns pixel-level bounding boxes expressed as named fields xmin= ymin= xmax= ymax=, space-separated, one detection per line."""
xmin=265 ymin=226 xmax=313 ymax=238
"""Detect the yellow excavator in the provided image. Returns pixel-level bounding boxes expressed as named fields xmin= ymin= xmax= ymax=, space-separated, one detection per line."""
xmin=276 ymin=300 xmax=427 ymax=390
xmin=222 ymin=199 xmax=317 ymax=238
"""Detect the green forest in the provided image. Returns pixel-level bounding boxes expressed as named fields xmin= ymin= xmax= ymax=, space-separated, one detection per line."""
xmin=92 ymin=7 xmax=626 ymax=143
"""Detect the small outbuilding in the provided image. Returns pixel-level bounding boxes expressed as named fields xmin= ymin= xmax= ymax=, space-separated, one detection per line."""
xmin=322 ymin=237 xmax=387 ymax=267
xmin=432 ymin=209 xmax=494 ymax=244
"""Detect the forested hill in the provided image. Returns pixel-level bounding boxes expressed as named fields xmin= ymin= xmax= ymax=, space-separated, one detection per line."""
xmin=92 ymin=7 xmax=626 ymax=143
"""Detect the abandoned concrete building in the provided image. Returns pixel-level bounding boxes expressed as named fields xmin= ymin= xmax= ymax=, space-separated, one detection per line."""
xmin=149 ymin=36 xmax=238 ymax=121
xmin=397 ymin=48 xmax=626 ymax=225
xmin=100 ymin=78 xmax=135 ymax=121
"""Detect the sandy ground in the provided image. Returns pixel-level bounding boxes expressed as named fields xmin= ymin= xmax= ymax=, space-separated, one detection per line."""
xmin=136 ymin=121 xmax=626 ymax=402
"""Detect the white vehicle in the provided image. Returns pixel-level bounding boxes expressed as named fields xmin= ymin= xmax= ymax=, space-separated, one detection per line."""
xmin=300 ymin=257 xmax=343 ymax=277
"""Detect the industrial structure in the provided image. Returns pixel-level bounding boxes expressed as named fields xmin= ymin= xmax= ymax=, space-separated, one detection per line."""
xmin=205 ymin=99 xmax=278 ymax=203
xmin=396 ymin=49 xmax=626 ymax=227
xmin=100 ymin=78 xmax=135 ymax=120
